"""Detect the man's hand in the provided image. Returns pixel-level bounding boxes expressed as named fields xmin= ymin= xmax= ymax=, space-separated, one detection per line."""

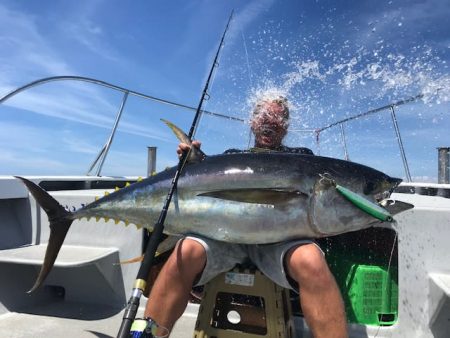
xmin=177 ymin=140 xmax=202 ymax=159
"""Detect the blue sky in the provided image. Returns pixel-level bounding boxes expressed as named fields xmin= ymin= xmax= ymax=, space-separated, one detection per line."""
xmin=0 ymin=0 xmax=449 ymax=181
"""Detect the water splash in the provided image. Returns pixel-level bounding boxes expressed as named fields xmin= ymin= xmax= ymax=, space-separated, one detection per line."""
xmin=239 ymin=43 xmax=449 ymax=136
xmin=207 ymin=12 xmax=449 ymax=180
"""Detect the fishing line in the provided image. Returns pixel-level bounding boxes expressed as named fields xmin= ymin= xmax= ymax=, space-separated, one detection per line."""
xmin=239 ymin=29 xmax=256 ymax=150
xmin=386 ymin=231 xmax=398 ymax=284
xmin=191 ymin=33 xmax=227 ymax=140
xmin=241 ymin=30 xmax=254 ymax=87
xmin=373 ymin=229 xmax=398 ymax=338
xmin=246 ymin=124 xmax=253 ymax=149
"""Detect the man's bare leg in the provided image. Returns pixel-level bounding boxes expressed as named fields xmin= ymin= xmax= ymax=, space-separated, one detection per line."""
xmin=145 ymin=238 xmax=206 ymax=334
xmin=285 ymin=243 xmax=348 ymax=338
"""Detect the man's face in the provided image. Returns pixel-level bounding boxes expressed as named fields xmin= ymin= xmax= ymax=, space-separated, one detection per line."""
xmin=251 ymin=100 xmax=288 ymax=149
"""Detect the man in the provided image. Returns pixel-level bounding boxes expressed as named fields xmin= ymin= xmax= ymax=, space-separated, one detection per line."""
xmin=144 ymin=96 xmax=348 ymax=338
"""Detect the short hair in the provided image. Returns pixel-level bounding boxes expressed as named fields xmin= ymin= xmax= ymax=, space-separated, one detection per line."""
xmin=252 ymin=96 xmax=289 ymax=121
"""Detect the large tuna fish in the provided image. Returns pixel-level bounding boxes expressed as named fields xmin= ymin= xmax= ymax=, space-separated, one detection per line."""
xmin=15 ymin=123 xmax=412 ymax=292
xmin=17 ymin=120 xmax=413 ymax=292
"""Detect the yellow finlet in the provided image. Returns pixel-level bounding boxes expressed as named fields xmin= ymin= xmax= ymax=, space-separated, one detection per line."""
xmin=95 ymin=217 xmax=100 ymax=222
xmin=137 ymin=176 xmax=143 ymax=182
xmin=104 ymin=191 xmax=110 ymax=196
xmin=125 ymin=182 xmax=131 ymax=187
xmin=104 ymin=217 xmax=110 ymax=223
xmin=95 ymin=196 xmax=99 ymax=201
xmin=124 ymin=220 xmax=130 ymax=226
xmin=115 ymin=187 xmax=120 ymax=191
xmin=114 ymin=219 xmax=120 ymax=224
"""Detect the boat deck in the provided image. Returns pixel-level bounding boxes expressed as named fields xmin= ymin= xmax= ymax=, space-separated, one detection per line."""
xmin=0 ymin=301 xmax=199 ymax=338
xmin=1 ymin=177 xmax=450 ymax=337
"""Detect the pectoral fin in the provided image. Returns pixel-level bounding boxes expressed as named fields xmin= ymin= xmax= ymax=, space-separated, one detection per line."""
xmin=198 ymin=188 xmax=306 ymax=205
xmin=380 ymin=199 xmax=414 ymax=215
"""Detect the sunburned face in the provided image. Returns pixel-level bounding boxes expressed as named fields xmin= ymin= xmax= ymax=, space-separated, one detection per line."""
xmin=251 ymin=100 xmax=289 ymax=149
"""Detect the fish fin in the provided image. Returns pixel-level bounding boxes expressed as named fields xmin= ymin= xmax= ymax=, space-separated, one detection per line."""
xmin=380 ymin=199 xmax=414 ymax=215
xmin=117 ymin=235 xmax=180 ymax=266
xmin=198 ymin=188 xmax=306 ymax=205
xmin=14 ymin=177 xmax=73 ymax=293
xmin=161 ymin=119 xmax=206 ymax=163
xmin=117 ymin=255 xmax=144 ymax=265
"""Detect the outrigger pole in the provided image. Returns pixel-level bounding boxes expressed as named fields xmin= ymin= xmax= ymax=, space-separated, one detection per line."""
xmin=116 ymin=11 xmax=234 ymax=338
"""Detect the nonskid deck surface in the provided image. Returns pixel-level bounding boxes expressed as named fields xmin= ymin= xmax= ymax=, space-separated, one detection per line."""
xmin=0 ymin=301 xmax=199 ymax=338
xmin=0 ymin=304 xmax=400 ymax=338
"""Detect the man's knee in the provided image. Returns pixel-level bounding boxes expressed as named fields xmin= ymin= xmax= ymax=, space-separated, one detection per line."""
xmin=167 ymin=238 xmax=206 ymax=274
xmin=285 ymin=243 xmax=331 ymax=284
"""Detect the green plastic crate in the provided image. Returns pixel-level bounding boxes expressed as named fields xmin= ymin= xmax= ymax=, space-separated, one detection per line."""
xmin=344 ymin=264 xmax=398 ymax=325
xmin=320 ymin=229 xmax=399 ymax=326
xmin=325 ymin=250 xmax=398 ymax=326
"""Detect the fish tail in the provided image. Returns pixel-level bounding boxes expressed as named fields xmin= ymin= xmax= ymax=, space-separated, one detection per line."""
xmin=15 ymin=176 xmax=73 ymax=293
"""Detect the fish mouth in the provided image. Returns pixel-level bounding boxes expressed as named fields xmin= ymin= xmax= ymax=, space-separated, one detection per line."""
xmin=388 ymin=177 xmax=403 ymax=190
xmin=368 ymin=176 xmax=402 ymax=199
xmin=380 ymin=177 xmax=402 ymax=194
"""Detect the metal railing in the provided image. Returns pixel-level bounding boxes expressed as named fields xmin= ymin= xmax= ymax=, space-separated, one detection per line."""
xmin=1 ymin=76 xmax=441 ymax=181
xmin=311 ymin=93 xmax=426 ymax=182
xmin=0 ymin=76 xmax=244 ymax=176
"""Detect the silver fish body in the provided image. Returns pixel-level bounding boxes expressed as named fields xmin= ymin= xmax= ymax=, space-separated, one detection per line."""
xmin=17 ymin=152 xmax=409 ymax=292
xmin=74 ymin=152 xmax=402 ymax=243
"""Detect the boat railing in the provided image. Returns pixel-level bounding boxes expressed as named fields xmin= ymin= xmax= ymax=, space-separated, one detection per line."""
xmin=0 ymin=76 xmax=244 ymax=176
xmin=313 ymin=93 xmax=427 ymax=182
xmin=0 ymin=76 xmax=442 ymax=181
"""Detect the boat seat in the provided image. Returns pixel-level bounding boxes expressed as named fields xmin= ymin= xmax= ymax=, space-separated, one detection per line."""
xmin=429 ymin=273 xmax=450 ymax=336
xmin=0 ymin=244 xmax=117 ymax=266
xmin=193 ymin=266 xmax=295 ymax=338
xmin=0 ymin=244 xmax=125 ymax=306
xmin=0 ymin=177 xmax=28 ymax=199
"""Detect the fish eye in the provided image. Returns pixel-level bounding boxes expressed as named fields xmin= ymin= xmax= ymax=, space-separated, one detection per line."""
xmin=363 ymin=181 xmax=375 ymax=195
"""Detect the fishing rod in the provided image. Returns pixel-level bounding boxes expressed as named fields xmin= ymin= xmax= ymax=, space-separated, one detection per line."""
xmin=116 ymin=11 xmax=234 ymax=338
